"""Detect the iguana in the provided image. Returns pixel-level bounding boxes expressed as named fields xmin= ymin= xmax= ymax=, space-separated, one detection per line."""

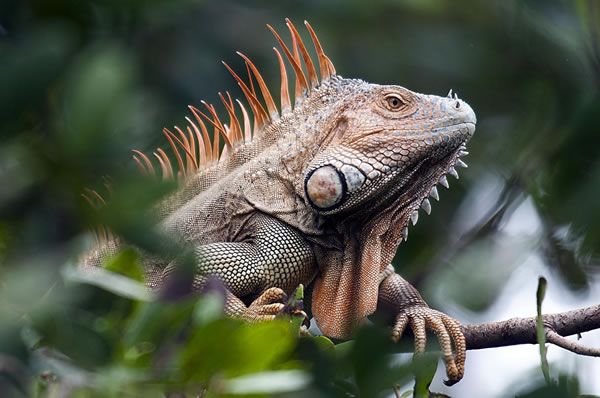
xmin=82 ymin=19 xmax=476 ymax=385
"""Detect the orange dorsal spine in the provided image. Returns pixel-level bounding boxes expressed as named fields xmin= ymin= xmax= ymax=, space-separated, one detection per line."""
xmin=132 ymin=20 xmax=335 ymax=182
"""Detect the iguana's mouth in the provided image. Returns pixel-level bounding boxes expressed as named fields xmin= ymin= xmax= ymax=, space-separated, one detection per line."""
xmin=397 ymin=139 xmax=471 ymax=242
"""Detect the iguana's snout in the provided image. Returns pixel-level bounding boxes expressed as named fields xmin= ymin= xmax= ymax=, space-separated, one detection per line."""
xmin=455 ymin=98 xmax=477 ymax=126
xmin=450 ymin=101 xmax=476 ymax=141
xmin=411 ymin=91 xmax=477 ymax=154
xmin=444 ymin=91 xmax=477 ymax=125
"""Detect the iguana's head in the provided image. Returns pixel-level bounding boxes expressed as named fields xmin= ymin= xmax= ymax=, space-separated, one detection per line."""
xmin=304 ymin=79 xmax=476 ymax=237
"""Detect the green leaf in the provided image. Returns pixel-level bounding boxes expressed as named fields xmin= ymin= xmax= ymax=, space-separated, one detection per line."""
xmin=536 ymin=276 xmax=551 ymax=385
xmin=312 ymin=336 xmax=336 ymax=357
xmin=179 ymin=319 xmax=297 ymax=382
xmin=63 ymin=265 xmax=151 ymax=301
xmin=122 ymin=298 xmax=196 ymax=349
xmin=102 ymin=248 xmax=144 ymax=282
xmin=293 ymin=283 xmax=304 ymax=302
xmin=334 ymin=340 xmax=355 ymax=357
xmin=350 ymin=326 xmax=413 ymax=397
xmin=398 ymin=388 xmax=414 ymax=398
xmin=413 ymin=353 xmax=439 ymax=398
xmin=268 ymin=284 xmax=308 ymax=334
xmin=192 ymin=291 xmax=225 ymax=327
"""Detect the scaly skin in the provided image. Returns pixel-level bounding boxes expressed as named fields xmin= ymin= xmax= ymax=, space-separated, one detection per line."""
xmin=82 ymin=20 xmax=476 ymax=385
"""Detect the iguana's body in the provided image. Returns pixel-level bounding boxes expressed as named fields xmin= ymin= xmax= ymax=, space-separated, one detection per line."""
xmin=83 ymin=20 xmax=476 ymax=384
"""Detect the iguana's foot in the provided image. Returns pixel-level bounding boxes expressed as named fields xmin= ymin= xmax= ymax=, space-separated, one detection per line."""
xmin=392 ymin=305 xmax=466 ymax=386
xmin=245 ymin=287 xmax=288 ymax=321
xmin=246 ymin=287 xmax=310 ymax=325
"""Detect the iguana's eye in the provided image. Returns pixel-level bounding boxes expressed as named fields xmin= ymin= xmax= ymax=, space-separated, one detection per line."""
xmin=385 ymin=94 xmax=405 ymax=111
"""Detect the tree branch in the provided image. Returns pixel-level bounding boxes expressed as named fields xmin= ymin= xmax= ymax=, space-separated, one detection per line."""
xmin=461 ymin=304 xmax=600 ymax=355
xmin=545 ymin=329 xmax=600 ymax=356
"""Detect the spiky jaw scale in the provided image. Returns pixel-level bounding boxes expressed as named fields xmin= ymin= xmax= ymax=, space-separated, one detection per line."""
xmin=397 ymin=138 xmax=473 ymax=243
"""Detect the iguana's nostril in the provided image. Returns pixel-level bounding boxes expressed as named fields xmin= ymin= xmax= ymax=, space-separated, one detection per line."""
xmin=455 ymin=100 xmax=460 ymax=109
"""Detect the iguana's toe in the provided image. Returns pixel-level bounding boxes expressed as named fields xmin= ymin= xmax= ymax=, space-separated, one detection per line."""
xmin=392 ymin=306 xmax=466 ymax=385
xmin=440 ymin=314 xmax=466 ymax=384
xmin=254 ymin=302 xmax=286 ymax=315
xmin=252 ymin=287 xmax=288 ymax=306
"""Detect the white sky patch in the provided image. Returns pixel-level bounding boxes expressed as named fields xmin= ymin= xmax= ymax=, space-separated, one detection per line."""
xmin=423 ymin=196 xmax=600 ymax=397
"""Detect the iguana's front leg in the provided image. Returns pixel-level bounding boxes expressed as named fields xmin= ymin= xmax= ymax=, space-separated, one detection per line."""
xmin=164 ymin=214 xmax=317 ymax=322
xmin=377 ymin=266 xmax=466 ymax=385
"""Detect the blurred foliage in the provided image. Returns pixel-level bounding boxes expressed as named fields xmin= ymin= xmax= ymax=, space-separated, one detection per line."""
xmin=1 ymin=0 xmax=600 ymax=397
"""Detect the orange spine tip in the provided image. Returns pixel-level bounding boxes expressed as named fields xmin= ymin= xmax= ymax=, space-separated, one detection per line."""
xmin=189 ymin=102 xmax=232 ymax=151
xmin=273 ymin=47 xmax=291 ymax=114
xmin=267 ymin=24 xmax=309 ymax=103
xmin=81 ymin=193 xmax=97 ymax=209
xmin=222 ymin=61 xmax=269 ymax=129
xmin=152 ymin=152 xmax=168 ymax=181
xmin=132 ymin=154 xmax=148 ymax=176
xmin=236 ymin=99 xmax=252 ymax=142
xmin=156 ymin=148 xmax=174 ymax=181
xmin=132 ymin=150 xmax=156 ymax=177
xmin=187 ymin=124 xmax=205 ymax=167
xmin=212 ymin=125 xmax=220 ymax=161
xmin=286 ymin=19 xmax=319 ymax=88
xmin=185 ymin=116 xmax=208 ymax=166
xmin=163 ymin=128 xmax=187 ymax=179
xmin=245 ymin=62 xmax=257 ymax=98
xmin=186 ymin=125 xmax=196 ymax=171
xmin=84 ymin=188 xmax=107 ymax=206
xmin=304 ymin=20 xmax=333 ymax=80
xmin=174 ymin=126 xmax=198 ymax=172
xmin=188 ymin=106 xmax=215 ymax=163
xmin=203 ymin=101 xmax=233 ymax=151
xmin=219 ymin=91 xmax=243 ymax=143
xmin=325 ymin=55 xmax=336 ymax=77
xmin=290 ymin=27 xmax=305 ymax=102
xmin=226 ymin=91 xmax=244 ymax=142
xmin=237 ymin=52 xmax=279 ymax=120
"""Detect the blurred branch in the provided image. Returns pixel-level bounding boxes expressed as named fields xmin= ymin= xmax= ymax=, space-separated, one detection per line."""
xmin=414 ymin=175 xmax=524 ymax=287
xmin=461 ymin=304 xmax=600 ymax=355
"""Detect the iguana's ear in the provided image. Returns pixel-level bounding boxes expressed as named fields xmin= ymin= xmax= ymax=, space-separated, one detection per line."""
xmin=331 ymin=116 xmax=349 ymax=140
xmin=317 ymin=115 xmax=349 ymax=149
xmin=305 ymin=165 xmax=348 ymax=211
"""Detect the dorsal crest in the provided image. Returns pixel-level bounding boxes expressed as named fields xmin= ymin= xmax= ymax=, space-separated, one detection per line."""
xmin=132 ymin=19 xmax=336 ymax=182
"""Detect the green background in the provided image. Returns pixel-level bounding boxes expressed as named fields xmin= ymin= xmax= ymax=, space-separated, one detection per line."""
xmin=1 ymin=0 xmax=599 ymax=397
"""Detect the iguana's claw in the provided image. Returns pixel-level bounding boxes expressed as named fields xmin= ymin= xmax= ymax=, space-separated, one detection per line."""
xmin=392 ymin=306 xmax=466 ymax=385
xmin=299 ymin=325 xmax=311 ymax=336
xmin=246 ymin=287 xmax=288 ymax=321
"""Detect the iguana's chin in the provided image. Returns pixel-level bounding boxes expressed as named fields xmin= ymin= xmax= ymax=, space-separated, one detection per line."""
xmin=395 ymin=139 xmax=472 ymax=242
